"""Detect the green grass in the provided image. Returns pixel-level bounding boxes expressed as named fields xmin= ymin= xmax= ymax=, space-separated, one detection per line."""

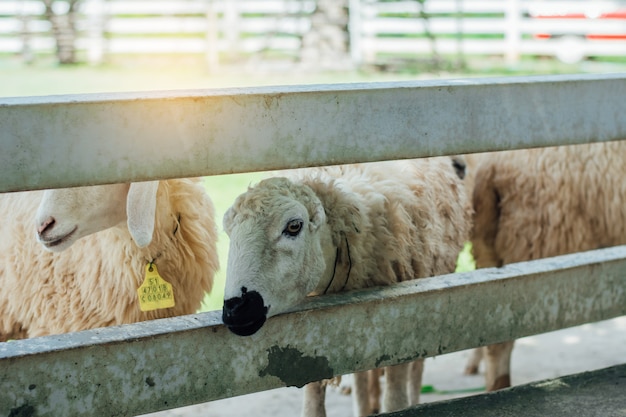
xmin=3 ymin=52 xmax=624 ymax=99
xmin=0 ymin=56 xmax=431 ymax=98
xmin=456 ymin=242 xmax=476 ymax=273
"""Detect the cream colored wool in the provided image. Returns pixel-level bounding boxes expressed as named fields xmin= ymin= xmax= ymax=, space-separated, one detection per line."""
xmin=472 ymin=141 xmax=626 ymax=265
xmin=466 ymin=140 xmax=626 ymax=391
xmin=0 ymin=178 xmax=218 ymax=340
xmin=228 ymin=159 xmax=471 ymax=292
xmin=223 ymin=157 xmax=472 ymax=416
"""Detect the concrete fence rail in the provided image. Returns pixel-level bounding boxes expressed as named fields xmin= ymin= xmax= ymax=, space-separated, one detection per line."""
xmin=0 ymin=73 xmax=625 ymax=416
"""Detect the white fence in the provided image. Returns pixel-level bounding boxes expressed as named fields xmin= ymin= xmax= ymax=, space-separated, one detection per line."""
xmin=1 ymin=0 xmax=625 ymax=66
xmin=358 ymin=0 xmax=626 ymax=65
xmin=1 ymin=73 xmax=625 ymax=416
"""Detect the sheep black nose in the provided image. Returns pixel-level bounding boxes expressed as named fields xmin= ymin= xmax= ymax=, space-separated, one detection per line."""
xmin=222 ymin=288 xmax=268 ymax=336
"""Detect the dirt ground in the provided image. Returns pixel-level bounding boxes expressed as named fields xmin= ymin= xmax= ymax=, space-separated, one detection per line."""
xmin=144 ymin=316 xmax=626 ymax=417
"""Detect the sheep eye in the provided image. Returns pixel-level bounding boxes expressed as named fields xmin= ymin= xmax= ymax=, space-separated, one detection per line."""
xmin=283 ymin=219 xmax=303 ymax=237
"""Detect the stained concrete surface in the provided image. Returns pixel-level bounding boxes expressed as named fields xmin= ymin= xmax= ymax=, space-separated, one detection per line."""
xmin=386 ymin=364 xmax=626 ymax=416
xmin=144 ymin=316 xmax=626 ymax=417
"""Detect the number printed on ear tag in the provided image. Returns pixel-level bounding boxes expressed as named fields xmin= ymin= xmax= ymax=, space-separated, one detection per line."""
xmin=137 ymin=263 xmax=175 ymax=312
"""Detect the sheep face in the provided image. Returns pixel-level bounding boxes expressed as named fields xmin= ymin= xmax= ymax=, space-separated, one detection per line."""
xmin=36 ymin=184 xmax=130 ymax=252
xmin=35 ymin=181 xmax=161 ymax=252
xmin=222 ymin=179 xmax=328 ymax=336
xmin=35 ymin=181 xmax=165 ymax=252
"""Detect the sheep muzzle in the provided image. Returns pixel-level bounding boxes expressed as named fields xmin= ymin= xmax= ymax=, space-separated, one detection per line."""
xmin=222 ymin=288 xmax=268 ymax=336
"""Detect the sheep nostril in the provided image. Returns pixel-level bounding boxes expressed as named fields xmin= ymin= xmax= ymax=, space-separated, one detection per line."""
xmin=222 ymin=291 xmax=268 ymax=322
xmin=223 ymin=298 xmax=242 ymax=316
xmin=37 ymin=216 xmax=56 ymax=235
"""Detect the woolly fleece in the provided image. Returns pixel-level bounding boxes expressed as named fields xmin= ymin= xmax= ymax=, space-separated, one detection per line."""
xmin=0 ymin=178 xmax=218 ymax=340
xmin=228 ymin=157 xmax=472 ymax=294
xmin=471 ymin=141 xmax=626 ymax=267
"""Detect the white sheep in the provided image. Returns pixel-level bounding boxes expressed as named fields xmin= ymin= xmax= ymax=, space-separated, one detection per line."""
xmin=464 ymin=140 xmax=626 ymax=391
xmin=0 ymin=179 xmax=219 ymax=340
xmin=221 ymin=158 xmax=472 ymax=416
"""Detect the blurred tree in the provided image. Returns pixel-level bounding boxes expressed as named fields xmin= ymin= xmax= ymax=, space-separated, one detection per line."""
xmin=454 ymin=0 xmax=467 ymax=70
xmin=415 ymin=0 xmax=442 ymax=71
xmin=300 ymin=0 xmax=352 ymax=69
xmin=42 ymin=0 xmax=81 ymax=64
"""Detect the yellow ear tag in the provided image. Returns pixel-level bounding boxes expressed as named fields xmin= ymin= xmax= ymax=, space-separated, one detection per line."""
xmin=137 ymin=263 xmax=175 ymax=312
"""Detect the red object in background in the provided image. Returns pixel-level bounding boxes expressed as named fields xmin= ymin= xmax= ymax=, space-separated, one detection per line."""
xmin=528 ymin=1 xmax=626 ymax=63
xmin=532 ymin=5 xmax=626 ymax=41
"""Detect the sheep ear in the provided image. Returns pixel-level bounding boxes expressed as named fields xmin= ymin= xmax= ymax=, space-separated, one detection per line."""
xmin=127 ymin=181 xmax=160 ymax=247
xmin=310 ymin=203 xmax=326 ymax=231
xmin=222 ymin=206 xmax=236 ymax=235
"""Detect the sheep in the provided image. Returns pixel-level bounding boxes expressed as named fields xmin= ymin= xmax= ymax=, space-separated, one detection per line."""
xmin=0 ymin=178 xmax=219 ymax=340
xmin=221 ymin=157 xmax=472 ymax=416
xmin=464 ymin=140 xmax=626 ymax=392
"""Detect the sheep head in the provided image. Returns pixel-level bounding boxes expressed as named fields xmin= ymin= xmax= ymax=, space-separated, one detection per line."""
xmin=222 ymin=177 xmax=330 ymax=336
xmin=35 ymin=181 xmax=160 ymax=252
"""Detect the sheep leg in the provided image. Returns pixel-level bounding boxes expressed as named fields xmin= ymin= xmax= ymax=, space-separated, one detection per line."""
xmin=352 ymin=371 xmax=372 ymax=417
xmin=407 ymin=359 xmax=424 ymax=405
xmin=464 ymin=347 xmax=484 ymax=375
xmin=484 ymin=341 xmax=515 ymax=391
xmin=302 ymin=381 xmax=326 ymax=417
xmin=368 ymin=368 xmax=382 ymax=414
xmin=382 ymin=362 xmax=410 ymax=412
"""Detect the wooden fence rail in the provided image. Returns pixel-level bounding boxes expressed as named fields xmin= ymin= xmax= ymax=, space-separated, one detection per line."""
xmin=0 ymin=73 xmax=625 ymax=416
